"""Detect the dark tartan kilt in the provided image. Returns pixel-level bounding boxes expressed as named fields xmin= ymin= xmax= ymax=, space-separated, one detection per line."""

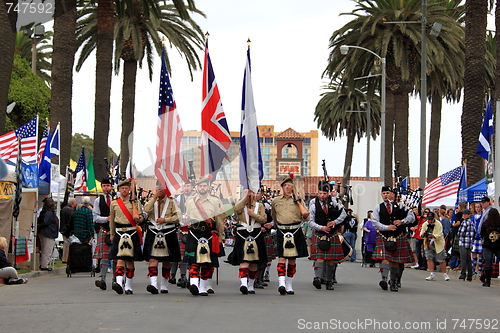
xmin=110 ymin=228 xmax=143 ymax=262
xmin=373 ymin=233 xmax=413 ymax=264
xmin=143 ymin=227 xmax=181 ymax=262
xmin=184 ymin=229 xmax=219 ymax=267
xmin=177 ymin=231 xmax=186 ymax=258
xmin=229 ymin=228 xmax=268 ymax=265
xmin=276 ymin=227 xmax=308 ymax=259
xmin=310 ymin=231 xmax=345 ymax=261
xmin=452 ymin=234 xmax=460 ymax=252
xmin=264 ymin=232 xmax=276 ymax=260
xmin=93 ymin=229 xmax=111 ymax=260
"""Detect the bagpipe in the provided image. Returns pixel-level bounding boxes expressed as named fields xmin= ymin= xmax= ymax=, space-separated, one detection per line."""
xmin=393 ymin=161 xmax=421 ymax=213
xmin=322 ymin=159 xmax=353 ymax=207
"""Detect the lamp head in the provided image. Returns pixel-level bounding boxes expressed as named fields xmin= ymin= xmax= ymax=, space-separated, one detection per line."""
xmin=340 ymin=45 xmax=349 ymax=55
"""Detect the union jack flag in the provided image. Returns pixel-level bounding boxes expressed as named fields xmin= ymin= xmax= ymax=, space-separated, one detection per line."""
xmin=37 ymin=120 xmax=49 ymax=164
xmin=200 ymin=41 xmax=232 ymax=178
xmin=155 ymin=49 xmax=187 ymax=196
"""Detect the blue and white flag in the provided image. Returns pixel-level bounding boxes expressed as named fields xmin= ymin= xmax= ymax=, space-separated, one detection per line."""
xmin=22 ymin=162 xmax=39 ymax=188
xmin=400 ymin=177 xmax=408 ymax=195
xmin=39 ymin=124 xmax=60 ymax=182
xmin=477 ymin=98 xmax=494 ymax=160
xmin=239 ymin=46 xmax=263 ymax=192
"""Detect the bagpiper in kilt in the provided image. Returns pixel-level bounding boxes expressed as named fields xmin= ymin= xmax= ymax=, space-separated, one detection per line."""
xmin=229 ymin=192 xmax=270 ymax=295
xmin=109 ymin=179 xmax=145 ymax=295
xmin=171 ymin=181 xmax=196 ymax=288
xmin=271 ymin=176 xmax=310 ymax=295
xmin=143 ymin=185 xmax=182 ymax=295
xmin=184 ymin=178 xmax=225 ymax=296
xmin=93 ymin=177 xmax=114 ymax=291
xmin=372 ymin=186 xmax=415 ymax=292
xmin=308 ymin=181 xmax=348 ymax=291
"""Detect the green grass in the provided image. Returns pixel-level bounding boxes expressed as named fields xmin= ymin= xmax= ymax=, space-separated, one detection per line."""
xmin=16 ymin=259 xmax=66 ymax=274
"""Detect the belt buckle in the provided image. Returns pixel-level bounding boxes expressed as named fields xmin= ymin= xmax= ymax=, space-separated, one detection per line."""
xmin=285 ymin=225 xmax=291 ymax=230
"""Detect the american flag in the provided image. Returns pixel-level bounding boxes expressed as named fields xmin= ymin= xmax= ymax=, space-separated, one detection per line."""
xmin=37 ymin=120 xmax=49 ymax=164
xmin=0 ymin=116 xmax=38 ymax=163
xmin=422 ymin=166 xmax=462 ymax=205
xmin=200 ymin=41 xmax=232 ymax=178
xmin=74 ymin=147 xmax=87 ymax=192
xmin=154 ymin=49 xmax=187 ymax=196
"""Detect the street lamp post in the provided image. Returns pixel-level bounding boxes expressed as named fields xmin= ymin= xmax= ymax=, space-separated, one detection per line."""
xmin=340 ymin=45 xmax=386 ymax=185
xmin=21 ymin=25 xmax=45 ymax=74
xmin=420 ymin=0 xmax=428 ymax=191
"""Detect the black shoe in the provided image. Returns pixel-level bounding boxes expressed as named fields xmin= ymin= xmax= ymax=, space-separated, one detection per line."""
xmin=161 ymin=289 xmax=169 ymax=293
xmin=7 ymin=278 xmax=27 ymax=285
xmin=379 ymin=279 xmax=388 ymax=291
xmin=248 ymin=290 xmax=255 ymax=294
xmin=313 ymin=277 xmax=322 ymax=289
xmin=240 ymin=285 xmax=249 ymax=295
xmin=278 ymin=286 xmax=286 ymax=295
xmin=190 ymin=284 xmax=199 ymax=296
xmin=286 ymin=290 xmax=295 ymax=295
xmin=390 ymin=280 xmax=398 ymax=292
xmin=459 ymin=275 xmax=466 ymax=280
xmin=207 ymin=288 xmax=214 ymax=294
xmin=326 ymin=281 xmax=334 ymax=290
xmin=40 ymin=266 xmax=53 ymax=271
xmin=263 ymin=274 xmax=270 ymax=282
xmin=95 ymin=279 xmax=107 ymax=290
xmin=320 ymin=278 xmax=326 ymax=285
xmin=125 ymin=289 xmax=133 ymax=295
xmin=482 ymin=280 xmax=491 ymax=287
xmin=177 ymin=276 xmax=188 ymax=288
xmin=466 ymin=278 xmax=473 ymax=282
xmin=147 ymin=284 xmax=159 ymax=294
xmin=199 ymin=291 xmax=208 ymax=296
xmin=112 ymin=282 xmax=123 ymax=295
xmin=397 ymin=279 xmax=401 ymax=288
xmin=254 ymin=279 xmax=264 ymax=289
xmin=261 ymin=281 xmax=268 ymax=287
xmin=168 ymin=278 xmax=176 ymax=284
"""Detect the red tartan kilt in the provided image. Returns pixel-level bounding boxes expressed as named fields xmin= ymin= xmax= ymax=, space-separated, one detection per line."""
xmin=177 ymin=231 xmax=186 ymax=257
xmin=310 ymin=231 xmax=345 ymax=261
xmin=264 ymin=233 xmax=276 ymax=260
xmin=93 ymin=230 xmax=111 ymax=260
xmin=373 ymin=234 xmax=413 ymax=263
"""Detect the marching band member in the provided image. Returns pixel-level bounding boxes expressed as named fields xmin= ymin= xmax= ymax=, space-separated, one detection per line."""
xmin=143 ymin=183 xmax=181 ymax=294
xmin=271 ymin=176 xmax=309 ymax=295
xmin=308 ymin=181 xmax=347 ymax=291
xmin=184 ymin=177 xmax=225 ymax=296
xmin=371 ymin=186 xmax=415 ymax=292
xmin=230 ymin=190 xmax=270 ymax=294
xmin=109 ymin=179 xmax=144 ymax=295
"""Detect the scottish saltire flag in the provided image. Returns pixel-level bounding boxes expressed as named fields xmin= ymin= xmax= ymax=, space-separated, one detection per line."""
xmin=74 ymin=147 xmax=87 ymax=192
xmin=0 ymin=115 xmax=38 ymax=163
xmin=155 ymin=49 xmax=187 ymax=196
xmin=37 ymin=120 xmax=49 ymax=164
xmin=39 ymin=124 xmax=60 ymax=181
xmin=400 ymin=177 xmax=408 ymax=195
xmin=239 ymin=47 xmax=263 ymax=192
xmin=200 ymin=41 xmax=232 ymax=178
xmin=422 ymin=166 xmax=462 ymax=205
xmin=477 ymin=98 xmax=494 ymax=160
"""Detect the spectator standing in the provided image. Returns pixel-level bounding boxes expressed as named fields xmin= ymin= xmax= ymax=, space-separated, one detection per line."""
xmin=471 ymin=202 xmax=484 ymax=276
xmin=479 ymin=208 xmax=500 ymax=287
xmin=457 ymin=209 xmax=475 ymax=281
xmin=363 ymin=211 xmax=377 ymax=267
xmin=72 ymin=197 xmax=94 ymax=243
xmin=59 ymin=198 xmax=76 ymax=263
xmin=343 ymin=209 xmax=358 ymax=262
xmin=37 ymin=198 xmax=59 ymax=271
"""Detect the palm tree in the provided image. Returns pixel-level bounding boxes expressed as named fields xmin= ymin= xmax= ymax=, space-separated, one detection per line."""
xmin=15 ymin=30 xmax=53 ymax=86
xmin=461 ymin=0 xmax=488 ymax=187
xmin=324 ymin=0 xmax=466 ymax=185
xmin=76 ymin=1 xmax=205 ymax=176
xmin=314 ymin=84 xmax=381 ymax=188
xmin=0 ymin=1 xmax=18 ymax=135
xmin=51 ymin=0 xmax=77 ymax=170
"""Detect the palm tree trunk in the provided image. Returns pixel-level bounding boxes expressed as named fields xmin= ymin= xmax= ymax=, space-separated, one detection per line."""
xmin=120 ymin=60 xmax=137 ymax=174
xmin=51 ymin=0 xmax=76 ymax=169
xmin=393 ymin=93 xmax=410 ymax=180
xmin=462 ymin=0 xmax=488 ymax=187
xmin=0 ymin=0 xmax=17 ymax=135
xmin=384 ymin=91 xmax=395 ymax=185
xmin=427 ymin=92 xmax=442 ymax=181
xmin=342 ymin=130 xmax=355 ymax=189
xmin=93 ymin=0 xmax=114 ymax=181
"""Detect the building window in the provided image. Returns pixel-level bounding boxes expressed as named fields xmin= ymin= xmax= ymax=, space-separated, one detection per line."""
xmin=231 ymin=137 xmax=240 ymax=145
xmin=265 ymin=137 xmax=274 ymax=145
xmin=189 ymin=136 xmax=198 ymax=145
xmin=303 ymin=138 xmax=311 ymax=146
xmin=181 ymin=137 xmax=188 ymax=144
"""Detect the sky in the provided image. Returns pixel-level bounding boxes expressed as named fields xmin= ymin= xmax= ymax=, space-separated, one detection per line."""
xmin=64 ymin=0 xmax=467 ymax=180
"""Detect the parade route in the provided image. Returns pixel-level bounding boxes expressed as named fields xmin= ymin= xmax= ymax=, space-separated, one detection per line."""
xmin=1 ymin=258 xmax=498 ymax=333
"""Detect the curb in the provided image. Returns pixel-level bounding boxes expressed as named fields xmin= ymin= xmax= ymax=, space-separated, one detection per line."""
xmin=0 ymin=266 xmax=66 ymax=286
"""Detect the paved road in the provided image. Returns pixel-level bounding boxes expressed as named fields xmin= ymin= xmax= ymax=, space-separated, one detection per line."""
xmin=1 ymin=258 xmax=499 ymax=333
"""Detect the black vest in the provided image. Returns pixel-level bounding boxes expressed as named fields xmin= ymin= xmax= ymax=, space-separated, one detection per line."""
xmin=98 ymin=195 xmax=111 ymax=230
xmin=378 ymin=201 xmax=407 ymax=236
xmin=314 ymin=198 xmax=342 ymax=228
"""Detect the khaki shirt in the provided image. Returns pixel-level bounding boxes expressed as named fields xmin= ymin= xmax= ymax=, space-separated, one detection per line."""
xmin=109 ymin=197 xmax=144 ymax=234
xmin=233 ymin=197 xmax=267 ymax=224
xmin=143 ymin=196 xmax=179 ymax=225
xmin=271 ymin=195 xmax=308 ymax=225
xmin=185 ymin=194 xmax=225 ymax=239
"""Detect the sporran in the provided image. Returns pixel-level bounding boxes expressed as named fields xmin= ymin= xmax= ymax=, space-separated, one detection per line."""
xmin=243 ymin=236 xmax=259 ymax=261
xmin=283 ymin=232 xmax=298 ymax=257
xmin=151 ymin=231 xmax=169 ymax=257
xmin=117 ymin=233 xmax=135 ymax=257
